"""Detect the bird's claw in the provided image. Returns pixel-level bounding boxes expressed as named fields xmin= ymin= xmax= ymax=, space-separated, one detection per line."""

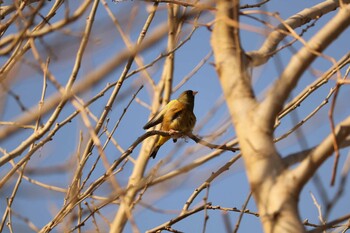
xmin=169 ymin=130 xmax=182 ymax=143
xmin=169 ymin=130 xmax=190 ymax=143
xmin=169 ymin=129 xmax=180 ymax=135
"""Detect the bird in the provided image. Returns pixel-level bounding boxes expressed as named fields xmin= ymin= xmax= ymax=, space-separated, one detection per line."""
xmin=143 ymin=90 xmax=197 ymax=159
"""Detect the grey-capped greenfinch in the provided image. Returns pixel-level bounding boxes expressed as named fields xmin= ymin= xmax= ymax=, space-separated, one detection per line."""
xmin=143 ymin=90 xmax=197 ymax=159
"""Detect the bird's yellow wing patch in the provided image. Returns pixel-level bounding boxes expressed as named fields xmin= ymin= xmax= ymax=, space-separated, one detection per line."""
xmin=143 ymin=100 xmax=179 ymax=129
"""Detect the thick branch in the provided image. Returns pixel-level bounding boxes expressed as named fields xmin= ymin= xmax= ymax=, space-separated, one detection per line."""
xmin=283 ymin=134 xmax=350 ymax=167
xmin=291 ymin=116 xmax=350 ymax=190
xmin=247 ymin=0 xmax=350 ymax=66
xmin=278 ymin=52 xmax=350 ymax=121
xmin=211 ymin=0 xmax=256 ymax=118
xmin=260 ymin=5 xmax=350 ymax=128
xmin=210 ymin=1 xmax=344 ymax=232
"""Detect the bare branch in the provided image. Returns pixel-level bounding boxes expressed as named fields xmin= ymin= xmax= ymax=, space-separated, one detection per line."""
xmin=146 ymin=203 xmax=212 ymax=233
xmin=188 ymin=132 xmax=238 ymax=152
xmin=182 ymin=153 xmax=241 ymax=212
xmin=0 ymin=0 xmax=100 ymax=166
xmin=260 ymin=5 xmax=350 ymax=128
xmin=308 ymin=212 xmax=350 ymax=233
xmin=240 ymin=0 xmax=269 ymax=9
xmin=233 ymin=192 xmax=252 ymax=233
xmin=247 ymin=0 xmax=350 ymax=66
xmin=292 ymin=116 xmax=350 ymax=190
xmin=2 ymin=1 xmax=350 ymax=232
xmin=278 ymin=52 xmax=350 ymax=121
xmin=0 ymin=21 xmax=169 ymax=145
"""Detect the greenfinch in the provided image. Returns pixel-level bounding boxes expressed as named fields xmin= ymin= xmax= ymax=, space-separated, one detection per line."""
xmin=143 ymin=90 xmax=197 ymax=159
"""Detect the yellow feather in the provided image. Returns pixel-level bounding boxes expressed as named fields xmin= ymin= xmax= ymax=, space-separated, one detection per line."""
xmin=144 ymin=90 xmax=197 ymax=159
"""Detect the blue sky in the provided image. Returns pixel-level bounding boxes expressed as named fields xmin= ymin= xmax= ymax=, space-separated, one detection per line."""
xmin=1 ymin=0 xmax=350 ymax=232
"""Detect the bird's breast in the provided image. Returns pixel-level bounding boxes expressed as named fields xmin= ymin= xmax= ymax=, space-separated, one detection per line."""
xmin=169 ymin=110 xmax=196 ymax=132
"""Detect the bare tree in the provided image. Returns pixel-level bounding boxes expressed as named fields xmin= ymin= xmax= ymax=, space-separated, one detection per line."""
xmin=212 ymin=0 xmax=350 ymax=232
xmin=1 ymin=0 xmax=350 ymax=233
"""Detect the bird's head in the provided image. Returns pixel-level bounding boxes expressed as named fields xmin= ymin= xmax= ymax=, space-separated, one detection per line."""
xmin=178 ymin=90 xmax=198 ymax=109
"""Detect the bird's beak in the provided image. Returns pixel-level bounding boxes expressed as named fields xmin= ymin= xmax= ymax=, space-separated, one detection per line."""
xmin=193 ymin=91 xmax=198 ymax=96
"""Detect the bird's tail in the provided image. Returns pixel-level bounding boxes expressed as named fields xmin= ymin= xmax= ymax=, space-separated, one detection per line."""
xmin=150 ymin=146 xmax=160 ymax=159
xmin=149 ymin=135 xmax=169 ymax=159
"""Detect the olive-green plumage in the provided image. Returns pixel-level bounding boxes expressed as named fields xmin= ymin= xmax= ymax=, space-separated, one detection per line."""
xmin=143 ymin=90 xmax=197 ymax=159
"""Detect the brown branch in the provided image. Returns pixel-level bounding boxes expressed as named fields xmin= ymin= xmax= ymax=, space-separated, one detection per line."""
xmin=307 ymin=212 xmax=350 ymax=233
xmin=291 ymin=115 xmax=350 ymax=190
xmin=275 ymin=85 xmax=340 ymax=150
xmin=150 ymin=138 xmax=239 ymax=187
xmin=329 ymin=83 xmax=341 ymax=186
xmin=0 ymin=86 xmax=136 ymax=188
xmin=283 ymin=131 xmax=350 ymax=168
xmin=66 ymin=0 xmax=159 ymax=203
xmin=80 ymin=86 xmax=144 ymax=192
xmin=0 ymin=0 xmax=100 ymax=166
xmin=0 ymin=1 xmax=89 ymax=57
xmin=187 ymin=132 xmax=238 ymax=152
xmin=0 ymin=0 xmax=41 ymax=19
xmin=146 ymin=203 xmax=212 ymax=233
xmin=37 ymin=133 xmax=236 ymax=232
xmin=278 ymin=52 xmax=350 ymax=121
xmin=0 ymin=20 xmax=169 ymax=146
xmin=247 ymin=0 xmax=350 ymax=66
xmin=182 ymin=152 xmax=241 ymax=213
xmin=38 ymin=129 xmax=172 ymax=232
xmin=233 ymin=192 xmax=252 ymax=233
xmin=142 ymin=0 xmax=216 ymax=11
xmin=240 ymin=0 xmax=269 ymax=9
xmin=147 ymin=202 xmax=261 ymax=233
xmin=260 ymin=5 xmax=350 ymax=129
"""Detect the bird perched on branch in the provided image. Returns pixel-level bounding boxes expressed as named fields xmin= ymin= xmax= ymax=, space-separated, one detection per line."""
xmin=143 ymin=90 xmax=197 ymax=159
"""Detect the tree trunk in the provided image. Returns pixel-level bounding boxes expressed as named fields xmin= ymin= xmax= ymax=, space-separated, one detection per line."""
xmin=211 ymin=0 xmax=306 ymax=232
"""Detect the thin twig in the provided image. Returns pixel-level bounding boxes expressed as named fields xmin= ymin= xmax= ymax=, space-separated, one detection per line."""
xmin=146 ymin=203 xmax=213 ymax=233
xmin=188 ymin=132 xmax=238 ymax=152
xmin=308 ymin=213 xmax=350 ymax=233
xmin=240 ymin=0 xmax=269 ymax=9
xmin=202 ymin=183 xmax=210 ymax=233
xmin=233 ymin=192 xmax=252 ymax=233
xmin=310 ymin=192 xmax=325 ymax=225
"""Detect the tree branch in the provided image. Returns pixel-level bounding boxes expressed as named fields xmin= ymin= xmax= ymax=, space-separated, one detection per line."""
xmin=247 ymin=0 xmax=350 ymax=66
xmin=291 ymin=116 xmax=350 ymax=190
xmin=260 ymin=4 xmax=350 ymax=128
xmin=146 ymin=203 xmax=212 ymax=233
xmin=307 ymin=212 xmax=350 ymax=233
xmin=278 ymin=51 xmax=350 ymax=121
xmin=0 ymin=21 xmax=169 ymax=145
